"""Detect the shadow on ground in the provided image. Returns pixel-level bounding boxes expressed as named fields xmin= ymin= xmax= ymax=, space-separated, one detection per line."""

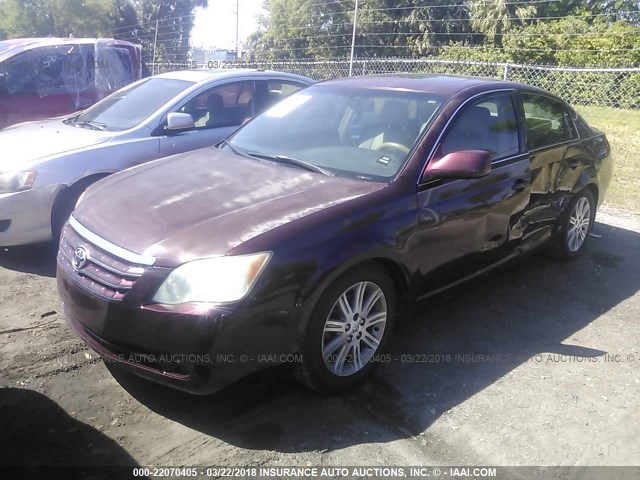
xmin=20 ymin=221 xmax=640 ymax=455
xmin=0 ymin=388 xmax=140 ymax=472
xmin=0 ymin=242 xmax=57 ymax=278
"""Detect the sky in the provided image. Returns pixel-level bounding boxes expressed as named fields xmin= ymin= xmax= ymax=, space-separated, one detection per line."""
xmin=191 ymin=0 xmax=264 ymax=51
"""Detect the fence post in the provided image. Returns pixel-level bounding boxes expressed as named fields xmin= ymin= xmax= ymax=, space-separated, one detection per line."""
xmin=503 ymin=63 xmax=510 ymax=81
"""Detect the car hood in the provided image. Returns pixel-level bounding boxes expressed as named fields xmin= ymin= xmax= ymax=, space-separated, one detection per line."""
xmin=0 ymin=118 xmax=113 ymax=167
xmin=74 ymin=148 xmax=384 ymax=264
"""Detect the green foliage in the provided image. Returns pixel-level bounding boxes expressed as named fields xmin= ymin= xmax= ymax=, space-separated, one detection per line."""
xmin=502 ymin=17 xmax=640 ymax=67
xmin=0 ymin=0 xmax=114 ymax=39
xmin=250 ymin=0 xmax=640 ymax=68
xmin=0 ymin=0 xmax=208 ymax=63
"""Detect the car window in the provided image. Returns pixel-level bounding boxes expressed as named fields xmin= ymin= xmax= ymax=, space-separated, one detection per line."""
xmin=572 ymin=111 xmax=594 ymax=138
xmin=227 ymin=86 xmax=446 ymax=183
xmin=264 ymin=80 xmax=306 ymax=107
xmin=521 ymin=94 xmax=574 ymax=150
xmin=179 ymin=81 xmax=255 ymax=130
xmin=95 ymin=47 xmax=134 ymax=92
xmin=0 ymin=45 xmax=96 ymax=97
xmin=440 ymin=93 xmax=519 ymax=161
xmin=74 ymin=77 xmax=193 ymax=131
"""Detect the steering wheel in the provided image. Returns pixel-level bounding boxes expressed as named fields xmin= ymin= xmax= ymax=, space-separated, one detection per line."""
xmin=375 ymin=142 xmax=410 ymax=156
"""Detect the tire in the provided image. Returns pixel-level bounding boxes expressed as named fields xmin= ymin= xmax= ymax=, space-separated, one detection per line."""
xmin=295 ymin=264 xmax=396 ymax=393
xmin=549 ymin=188 xmax=596 ymax=261
xmin=51 ymin=184 xmax=86 ymax=244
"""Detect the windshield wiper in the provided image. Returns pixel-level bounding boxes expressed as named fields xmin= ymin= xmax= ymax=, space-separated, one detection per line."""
xmin=246 ymin=151 xmax=334 ymax=176
xmin=73 ymin=120 xmax=107 ymax=131
xmin=219 ymin=139 xmax=242 ymax=157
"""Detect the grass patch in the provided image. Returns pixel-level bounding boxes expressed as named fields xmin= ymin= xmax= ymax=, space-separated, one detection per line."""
xmin=577 ymin=105 xmax=640 ymax=212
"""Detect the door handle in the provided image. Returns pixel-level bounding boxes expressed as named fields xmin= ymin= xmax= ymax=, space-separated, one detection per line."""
xmin=512 ymin=177 xmax=531 ymax=191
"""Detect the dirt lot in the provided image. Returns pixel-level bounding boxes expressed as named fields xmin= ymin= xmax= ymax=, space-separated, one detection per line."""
xmin=1 ymin=206 xmax=639 ymax=470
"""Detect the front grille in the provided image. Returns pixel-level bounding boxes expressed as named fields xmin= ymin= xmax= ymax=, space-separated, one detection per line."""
xmin=58 ymin=224 xmax=149 ymax=301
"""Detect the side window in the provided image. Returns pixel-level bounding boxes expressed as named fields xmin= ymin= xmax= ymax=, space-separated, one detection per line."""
xmin=572 ymin=111 xmax=594 ymax=139
xmin=521 ymin=94 xmax=574 ymax=150
xmin=2 ymin=50 xmax=40 ymax=95
xmin=440 ymin=93 xmax=519 ymax=161
xmin=179 ymin=81 xmax=254 ymax=130
xmin=96 ymin=46 xmax=134 ymax=92
xmin=265 ymin=80 xmax=306 ymax=108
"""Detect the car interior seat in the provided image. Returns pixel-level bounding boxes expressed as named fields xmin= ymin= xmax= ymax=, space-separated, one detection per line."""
xmin=206 ymin=93 xmax=237 ymax=128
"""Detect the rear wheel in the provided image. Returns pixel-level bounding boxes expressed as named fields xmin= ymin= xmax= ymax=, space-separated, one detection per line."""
xmin=550 ymin=189 xmax=596 ymax=261
xmin=296 ymin=265 xmax=396 ymax=393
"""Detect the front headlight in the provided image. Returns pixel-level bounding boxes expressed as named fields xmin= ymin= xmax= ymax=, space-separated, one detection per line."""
xmin=0 ymin=170 xmax=37 ymax=194
xmin=152 ymin=252 xmax=271 ymax=305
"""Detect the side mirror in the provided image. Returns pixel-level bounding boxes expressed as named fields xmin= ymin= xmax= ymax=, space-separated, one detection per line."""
xmin=422 ymin=150 xmax=492 ymax=181
xmin=166 ymin=112 xmax=195 ymax=132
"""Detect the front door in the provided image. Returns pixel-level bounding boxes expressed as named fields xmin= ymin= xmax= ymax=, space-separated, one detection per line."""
xmin=415 ymin=92 xmax=532 ymax=297
xmin=158 ymin=80 xmax=256 ymax=158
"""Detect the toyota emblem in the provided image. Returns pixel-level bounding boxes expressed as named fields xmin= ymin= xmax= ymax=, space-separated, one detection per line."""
xmin=72 ymin=245 xmax=90 ymax=271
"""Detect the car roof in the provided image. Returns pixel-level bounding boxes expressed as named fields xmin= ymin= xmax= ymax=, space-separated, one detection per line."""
xmin=154 ymin=69 xmax=314 ymax=84
xmin=316 ymin=74 xmax=546 ymax=97
xmin=0 ymin=37 xmax=135 ymax=48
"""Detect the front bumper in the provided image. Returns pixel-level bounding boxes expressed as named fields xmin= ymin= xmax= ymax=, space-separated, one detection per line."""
xmin=0 ymin=185 xmax=61 ymax=246
xmin=57 ymin=259 xmax=299 ymax=394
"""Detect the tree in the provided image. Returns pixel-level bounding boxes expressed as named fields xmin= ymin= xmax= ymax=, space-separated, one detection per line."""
xmin=0 ymin=0 xmax=114 ymax=39
xmin=468 ymin=0 xmax=536 ymax=46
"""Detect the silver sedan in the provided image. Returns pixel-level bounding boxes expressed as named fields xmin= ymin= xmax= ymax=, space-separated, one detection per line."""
xmin=0 ymin=69 xmax=313 ymax=246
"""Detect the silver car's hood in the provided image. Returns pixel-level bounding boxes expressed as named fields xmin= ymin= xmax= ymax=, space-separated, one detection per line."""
xmin=0 ymin=118 xmax=114 ymax=167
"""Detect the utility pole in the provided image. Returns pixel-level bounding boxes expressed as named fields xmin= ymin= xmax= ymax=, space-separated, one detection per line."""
xmin=152 ymin=19 xmax=159 ymax=75
xmin=349 ymin=0 xmax=359 ymax=76
xmin=236 ymin=0 xmax=240 ymax=60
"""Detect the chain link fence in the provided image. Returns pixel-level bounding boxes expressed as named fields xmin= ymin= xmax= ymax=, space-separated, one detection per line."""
xmin=154 ymin=58 xmax=640 ymax=109
xmin=152 ymin=57 xmax=640 ymax=210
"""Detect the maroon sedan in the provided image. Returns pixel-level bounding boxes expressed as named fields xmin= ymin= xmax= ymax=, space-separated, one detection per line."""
xmin=57 ymin=75 xmax=613 ymax=394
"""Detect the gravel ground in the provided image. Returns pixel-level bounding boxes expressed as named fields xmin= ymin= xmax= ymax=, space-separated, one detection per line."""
xmin=0 ymin=206 xmax=639 ymax=470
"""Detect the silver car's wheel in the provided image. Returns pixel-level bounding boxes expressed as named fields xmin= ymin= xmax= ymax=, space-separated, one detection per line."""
xmin=567 ymin=196 xmax=591 ymax=252
xmin=321 ymin=281 xmax=387 ymax=377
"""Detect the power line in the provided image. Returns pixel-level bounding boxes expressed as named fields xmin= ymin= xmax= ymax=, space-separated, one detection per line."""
xmin=264 ymin=12 xmax=637 ymax=31
xmin=252 ymin=44 xmax=640 ymax=52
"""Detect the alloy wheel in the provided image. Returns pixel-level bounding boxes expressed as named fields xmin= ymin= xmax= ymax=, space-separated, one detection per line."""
xmin=567 ymin=196 xmax=591 ymax=252
xmin=321 ymin=281 xmax=387 ymax=377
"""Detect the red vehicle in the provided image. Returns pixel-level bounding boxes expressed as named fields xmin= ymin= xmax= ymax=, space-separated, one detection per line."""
xmin=0 ymin=38 xmax=143 ymax=130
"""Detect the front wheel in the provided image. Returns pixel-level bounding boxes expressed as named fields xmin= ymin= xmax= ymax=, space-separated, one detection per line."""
xmin=295 ymin=265 xmax=396 ymax=393
xmin=550 ymin=189 xmax=596 ymax=261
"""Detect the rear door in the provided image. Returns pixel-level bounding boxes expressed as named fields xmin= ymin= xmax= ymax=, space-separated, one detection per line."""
xmin=516 ymin=92 xmax=580 ymax=248
xmin=415 ymin=91 xmax=532 ymax=296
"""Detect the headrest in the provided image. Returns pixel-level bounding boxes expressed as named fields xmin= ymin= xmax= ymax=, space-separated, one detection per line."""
xmin=380 ymin=100 xmax=409 ymax=126
xmin=207 ymin=93 xmax=224 ymax=111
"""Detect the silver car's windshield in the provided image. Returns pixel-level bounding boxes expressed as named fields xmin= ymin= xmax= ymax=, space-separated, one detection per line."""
xmin=73 ymin=77 xmax=194 ymax=131
xmin=227 ymin=85 xmax=445 ymax=182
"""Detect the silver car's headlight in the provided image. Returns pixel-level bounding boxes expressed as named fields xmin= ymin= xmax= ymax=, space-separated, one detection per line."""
xmin=152 ymin=252 xmax=271 ymax=304
xmin=0 ymin=170 xmax=37 ymax=194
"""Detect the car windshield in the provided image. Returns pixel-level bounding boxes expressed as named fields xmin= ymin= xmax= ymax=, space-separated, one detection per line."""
xmin=226 ymin=85 xmax=446 ymax=182
xmin=73 ymin=77 xmax=193 ymax=131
